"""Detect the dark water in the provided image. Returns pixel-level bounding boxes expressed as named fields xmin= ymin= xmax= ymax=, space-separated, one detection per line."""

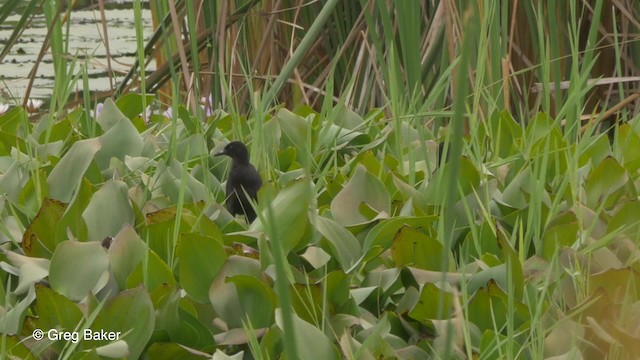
xmin=0 ymin=2 xmax=154 ymax=103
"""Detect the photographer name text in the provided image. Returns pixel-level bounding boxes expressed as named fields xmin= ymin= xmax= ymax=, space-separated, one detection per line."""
xmin=32 ymin=328 xmax=121 ymax=343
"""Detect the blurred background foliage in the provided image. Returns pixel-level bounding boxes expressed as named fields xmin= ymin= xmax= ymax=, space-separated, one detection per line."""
xmin=132 ymin=0 xmax=640 ymax=128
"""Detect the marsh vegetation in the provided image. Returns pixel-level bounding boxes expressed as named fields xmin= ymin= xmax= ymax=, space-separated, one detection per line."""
xmin=1 ymin=1 xmax=640 ymax=359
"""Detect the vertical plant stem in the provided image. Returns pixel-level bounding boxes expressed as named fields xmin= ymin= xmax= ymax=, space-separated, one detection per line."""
xmin=438 ymin=6 xmax=475 ymax=359
xmin=260 ymin=0 xmax=340 ymax=109
xmin=133 ymin=0 xmax=147 ymax=108
xmin=168 ymin=0 xmax=197 ymax=113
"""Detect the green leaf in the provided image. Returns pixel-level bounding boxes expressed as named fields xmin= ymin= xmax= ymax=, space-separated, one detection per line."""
xmin=584 ymin=156 xmax=627 ymax=208
xmin=34 ymin=285 xmax=83 ymax=333
xmin=354 ymin=313 xmax=395 ymax=358
xmin=0 ymin=108 xmax=27 ymax=155
xmin=155 ymin=289 xmax=216 ymax=349
xmin=467 ymin=280 xmax=529 ymax=332
xmin=47 ymin=138 xmax=101 ymax=202
xmin=226 ymin=275 xmax=277 ymax=328
xmin=0 ymin=159 xmax=27 ymax=203
xmin=498 ymin=167 xmax=531 ymax=209
xmin=579 ymin=133 xmax=611 ymax=168
xmin=618 ymin=124 xmax=640 ymax=172
xmin=607 ymin=200 xmax=640 ymax=236
xmin=541 ymin=211 xmax=579 ymax=260
xmin=391 ymin=226 xmax=446 ymax=271
xmin=22 ymin=198 xmax=67 ymax=257
xmin=525 ymin=112 xmax=556 ymax=145
xmin=250 ymin=178 xmax=312 ymax=252
xmin=49 ymin=241 xmax=109 ymax=301
xmin=209 ymin=256 xmax=263 ymax=329
xmin=0 ymin=285 xmax=36 ymax=334
xmin=487 ymin=110 xmax=521 ymax=158
xmin=107 ymin=225 xmax=147 ymax=289
xmin=277 ymin=108 xmax=310 ymax=164
xmin=150 ymin=160 xmax=209 ymax=203
xmin=0 ymin=334 xmax=36 ymax=359
xmin=212 ymin=349 xmax=245 ymax=359
xmin=480 ymin=330 xmax=510 ymax=358
xmin=94 ymin=99 xmax=143 ymax=170
xmin=275 ymin=309 xmax=339 ymax=360
xmin=311 ymin=215 xmax=361 ymax=271
xmin=144 ymin=204 xmax=223 ymax=262
xmin=363 ymin=216 xmax=438 ymax=252
xmin=68 ymin=349 xmax=100 ymax=360
xmin=82 ymin=180 xmax=134 ymax=242
xmin=177 ymin=233 xmax=227 ymax=303
xmin=90 ymin=285 xmax=154 ymax=360
xmin=176 ymin=134 xmax=209 ymax=162
xmin=330 ymin=164 xmax=390 ymax=226
xmin=408 ymin=283 xmax=454 ymax=321
xmin=178 ymin=105 xmax=199 ymax=135
xmin=126 ymin=250 xmax=176 ymax=291
xmin=57 ymin=177 xmax=94 ymax=244
xmin=426 ymin=156 xmax=480 ymax=202
xmin=114 ymin=93 xmax=155 ymax=120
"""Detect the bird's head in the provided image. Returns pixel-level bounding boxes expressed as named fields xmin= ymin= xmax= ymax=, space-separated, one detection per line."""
xmin=215 ymin=141 xmax=250 ymax=164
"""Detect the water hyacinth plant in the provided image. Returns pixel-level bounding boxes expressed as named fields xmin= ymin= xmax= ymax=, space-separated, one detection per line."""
xmin=0 ymin=1 xmax=639 ymax=359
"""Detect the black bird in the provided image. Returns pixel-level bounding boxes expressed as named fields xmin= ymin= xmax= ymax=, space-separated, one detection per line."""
xmin=438 ymin=141 xmax=447 ymax=168
xmin=215 ymin=141 xmax=262 ymax=222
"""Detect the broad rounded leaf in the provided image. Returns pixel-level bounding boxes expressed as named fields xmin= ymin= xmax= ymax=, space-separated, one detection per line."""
xmin=276 ymin=109 xmax=309 ymax=165
xmin=363 ymin=216 xmax=437 ymax=252
xmin=226 ymin=275 xmax=277 ymax=328
xmin=82 ymin=180 xmax=134 ymax=242
xmin=34 ymin=285 xmax=83 ymax=334
xmin=330 ymin=164 xmax=390 ymax=226
xmin=584 ymin=156 xmax=627 ymax=208
xmin=22 ymin=198 xmax=68 ymax=257
xmin=49 ymin=241 xmax=109 ymax=301
xmin=311 ymin=215 xmax=361 ymax=271
xmin=209 ymin=256 xmax=263 ymax=329
xmin=108 ymin=225 xmax=147 ymax=289
xmin=467 ymin=280 xmax=529 ymax=333
xmin=541 ymin=212 xmax=578 ymax=260
xmin=619 ymin=124 xmax=640 ymax=171
xmin=391 ymin=226 xmax=446 ymax=271
xmin=608 ymin=200 xmax=640 ymax=236
xmin=114 ymin=94 xmax=155 ymax=120
xmin=90 ymin=285 xmax=154 ymax=360
xmin=95 ymin=99 xmax=143 ymax=170
xmin=275 ymin=309 xmax=339 ymax=360
xmin=126 ymin=250 xmax=176 ymax=291
xmin=47 ymin=138 xmax=101 ymax=202
xmin=156 ymin=289 xmax=216 ymax=349
xmin=408 ymin=283 xmax=453 ymax=321
xmin=177 ymin=233 xmax=227 ymax=303
xmin=250 ymin=178 xmax=312 ymax=252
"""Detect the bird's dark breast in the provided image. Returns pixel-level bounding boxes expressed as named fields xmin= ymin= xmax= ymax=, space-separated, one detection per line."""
xmin=225 ymin=165 xmax=261 ymax=221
